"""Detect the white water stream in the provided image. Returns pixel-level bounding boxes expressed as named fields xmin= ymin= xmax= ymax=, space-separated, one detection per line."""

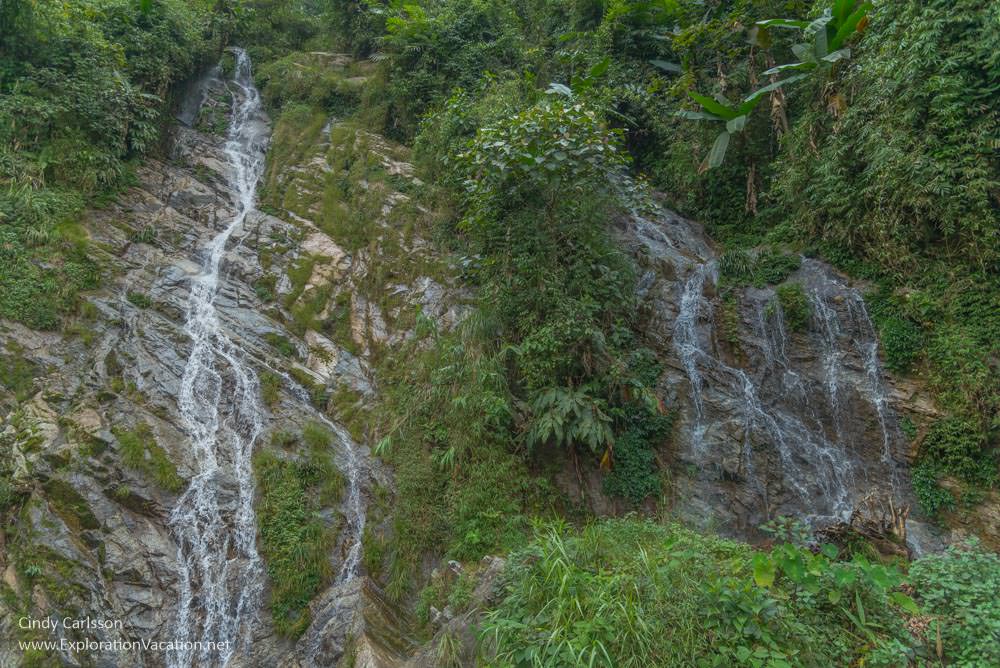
xmin=672 ymin=256 xmax=901 ymax=524
xmin=168 ymin=49 xmax=267 ymax=667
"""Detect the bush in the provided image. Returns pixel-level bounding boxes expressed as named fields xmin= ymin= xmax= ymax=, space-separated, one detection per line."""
xmin=775 ymin=282 xmax=810 ymax=333
xmin=482 ymin=519 xmax=915 ymax=668
xmin=910 ymin=540 xmax=1000 ymax=666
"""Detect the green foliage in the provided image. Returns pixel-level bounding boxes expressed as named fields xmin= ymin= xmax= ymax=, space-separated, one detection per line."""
xmin=369 ymin=0 xmax=526 ymax=141
xmin=374 ymin=317 xmax=544 ymax=596
xmin=253 ymin=424 xmax=343 ymax=637
xmin=0 ymin=0 xmax=229 ymax=330
xmin=126 ymin=291 xmax=153 ymax=309
xmin=775 ymin=0 xmax=999 ymax=272
xmin=756 ymin=1 xmax=873 ymax=75
xmin=601 ymin=411 xmax=672 ymax=505
xmin=774 ymin=283 xmax=809 ymax=333
xmin=866 ymin=288 xmax=924 ymax=373
xmin=256 ymin=52 xmax=366 ymax=113
xmin=720 ymin=248 xmax=801 ymax=288
xmin=0 ymin=352 xmax=39 ymax=403
xmin=911 ymin=462 xmax=955 ymax=519
xmin=525 ymin=387 xmax=613 ymax=454
xmin=910 ymin=539 xmax=1000 ymax=666
xmin=113 ymin=423 xmax=185 ymax=493
xmin=920 ymin=417 xmax=997 ymax=485
xmin=264 ymin=332 xmax=298 ymax=358
xmin=482 ymin=519 xmax=916 ymax=668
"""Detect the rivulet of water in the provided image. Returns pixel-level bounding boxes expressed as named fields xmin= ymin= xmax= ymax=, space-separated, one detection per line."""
xmin=671 ymin=256 xmax=903 ymax=524
xmin=168 ymin=48 xmax=268 ymax=668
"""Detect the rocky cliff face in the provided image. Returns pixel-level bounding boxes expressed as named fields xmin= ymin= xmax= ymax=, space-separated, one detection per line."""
xmin=0 ymin=52 xmax=965 ymax=668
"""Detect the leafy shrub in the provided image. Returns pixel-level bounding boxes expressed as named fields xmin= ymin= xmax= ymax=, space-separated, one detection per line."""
xmin=920 ymin=417 xmax=995 ymax=489
xmin=911 ymin=462 xmax=955 ymax=519
xmin=775 ymin=282 xmax=810 ymax=333
xmin=867 ymin=288 xmax=924 ymax=373
xmin=910 ymin=540 xmax=1000 ymax=666
xmin=482 ymin=519 xmax=915 ymax=667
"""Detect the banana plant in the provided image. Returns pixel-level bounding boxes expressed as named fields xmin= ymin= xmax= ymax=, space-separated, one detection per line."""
xmin=677 ymin=74 xmax=807 ymax=171
xmin=757 ymin=0 xmax=873 ymax=75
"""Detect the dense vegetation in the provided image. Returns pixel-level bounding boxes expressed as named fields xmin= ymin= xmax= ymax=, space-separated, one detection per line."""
xmin=0 ymin=0 xmax=234 ymax=329
xmin=241 ymin=0 xmax=998 ymax=662
xmin=2 ymin=0 xmax=997 ymax=664
xmin=289 ymin=0 xmax=998 ymax=579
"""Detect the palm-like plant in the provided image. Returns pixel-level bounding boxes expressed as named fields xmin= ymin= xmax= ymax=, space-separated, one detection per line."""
xmin=677 ymin=75 xmax=807 ymax=171
xmin=757 ymin=0 xmax=873 ymax=75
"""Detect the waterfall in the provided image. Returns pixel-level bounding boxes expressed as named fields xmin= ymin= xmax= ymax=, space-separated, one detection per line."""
xmin=670 ymin=255 xmax=902 ymax=525
xmin=168 ymin=49 xmax=268 ymax=667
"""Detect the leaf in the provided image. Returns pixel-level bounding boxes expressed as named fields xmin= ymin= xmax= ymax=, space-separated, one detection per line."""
xmin=889 ymin=592 xmax=921 ymax=615
xmin=762 ymin=61 xmax=816 ymax=76
xmin=588 ymin=57 xmax=611 ymax=79
xmin=138 ymin=0 xmax=153 ymax=13
xmin=831 ymin=3 xmax=873 ymax=50
xmin=546 ymin=83 xmax=573 ymax=97
xmin=752 ymin=552 xmax=776 ymax=587
xmin=820 ymin=543 xmax=839 ymax=559
xmin=755 ymin=18 xmax=810 ymax=30
xmin=822 ymin=48 xmax=852 ymax=63
xmin=649 ymin=59 xmax=681 ymax=73
xmin=828 ymin=589 xmax=842 ymax=604
xmin=688 ymin=91 xmax=739 ymax=120
xmin=726 ymin=115 xmax=748 ymax=134
xmin=675 ymin=110 xmax=725 ymax=122
xmin=738 ymin=74 xmax=809 ymax=114
xmin=791 ymin=43 xmax=815 ymax=62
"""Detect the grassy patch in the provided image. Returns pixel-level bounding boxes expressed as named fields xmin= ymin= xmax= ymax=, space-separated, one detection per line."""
xmin=483 ymin=519 xmax=917 ymax=667
xmin=113 ymin=423 xmax=185 ymax=493
xmin=254 ymin=422 xmax=344 ymax=637
xmin=775 ymin=282 xmax=810 ymax=333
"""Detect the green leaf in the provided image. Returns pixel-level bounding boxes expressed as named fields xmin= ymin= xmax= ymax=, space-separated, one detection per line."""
xmin=738 ymin=74 xmax=809 ymax=114
xmin=688 ymin=91 xmax=739 ymax=120
xmin=756 ymin=18 xmax=810 ymax=30
xmin=762 ymin=61 xmax=816 ymax=76
xmin=726 ymin=115 xmax=748 ymax=134
xmin=588 ymin=57 xmax=610 ymax=79
xmin=820 ymin=543 xmax=839 ymax=559
xmin=822 ymin=48 xmax=852 ymax=63
xmin=675 ymin=110 xmax=725 ymax=122
xmin=889 ymin=592 xmax=921 ymax=615
xmin=752 ymin=552 xmax=776 ymax=587
xmin=828 ymin=589 xmax=842 ymax=604
xmin=649 ymin=59 xmax=681 ymax=73
xmin=831 ymin=3 xmax=873 ymax=50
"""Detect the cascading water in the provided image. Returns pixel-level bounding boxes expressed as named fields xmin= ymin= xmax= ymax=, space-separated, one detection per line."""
xmin=168 ymin=49 xmax=268 ymax=667
xmin=670 ymin=252 xmax=904 ymax=527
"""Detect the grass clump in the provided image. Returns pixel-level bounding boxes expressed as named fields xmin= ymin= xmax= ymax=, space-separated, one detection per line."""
xmin=113 ymin=423 xmax=185 ymax=493
xmin=126 ymin=291 xmax=153 ymax=309
xmin=775 ymin=283 xmax=810 ymax=334
xmin=254 ymin=422 xmax=344 ymax=637
xmin=482 ymin=519 xmax=917 ymax=668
